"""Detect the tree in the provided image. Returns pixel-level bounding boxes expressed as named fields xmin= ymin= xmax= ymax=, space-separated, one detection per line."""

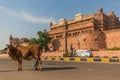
xmin=29 ymin=30 xmax=51 ymax=52
xmin=29 ymin=38 xmax=38 ymax=44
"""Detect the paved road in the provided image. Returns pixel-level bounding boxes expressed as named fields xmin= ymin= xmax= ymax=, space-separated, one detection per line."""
xmin=0 ymin=59 xmax=120 ymax=80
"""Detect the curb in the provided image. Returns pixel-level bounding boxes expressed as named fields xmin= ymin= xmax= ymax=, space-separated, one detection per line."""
xmin=42 ymin=57 xmax=120 ymax=63
xmin=0 ymin=56 xmax=120 ymax=63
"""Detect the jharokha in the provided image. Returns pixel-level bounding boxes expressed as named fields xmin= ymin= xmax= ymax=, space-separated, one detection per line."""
xmin=48 ymin=8 xmax=120 ymax=51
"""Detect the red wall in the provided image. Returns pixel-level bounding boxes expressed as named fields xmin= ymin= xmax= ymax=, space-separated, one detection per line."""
xmin=1 ymin=51 xmax=120 ymax=58
xmin=92 ymin=51 xmax=120 ymax=57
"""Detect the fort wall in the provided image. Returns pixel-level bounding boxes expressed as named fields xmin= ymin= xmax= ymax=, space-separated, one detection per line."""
xmin=48 ymin=8 xmax=120 ymax=52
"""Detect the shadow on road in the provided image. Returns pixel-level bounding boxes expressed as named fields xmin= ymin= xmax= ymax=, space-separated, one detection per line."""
xmin=0 ymin=70 xmax=16 ymax=72
xmin=0 ymin=67 xmax=76 ymax=72
xmin=43 ymin=67 xmax=76 ymax=71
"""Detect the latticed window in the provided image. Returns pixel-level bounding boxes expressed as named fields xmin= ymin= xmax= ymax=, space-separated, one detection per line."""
xmin=95 ymin=38 xmax=98 ymax=41
xmin=83 ymin=38 xmax=86 ymax=42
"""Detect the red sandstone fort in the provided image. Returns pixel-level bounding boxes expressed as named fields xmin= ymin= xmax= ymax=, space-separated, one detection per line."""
xmin=9 ymin=8 xmax=120 ymax=52
xmin=48 ymin=8 xmax=120 ymax=52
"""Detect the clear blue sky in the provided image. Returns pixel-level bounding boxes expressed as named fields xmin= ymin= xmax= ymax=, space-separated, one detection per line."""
xmin=0 ymin=0 xmax=120 ymax=49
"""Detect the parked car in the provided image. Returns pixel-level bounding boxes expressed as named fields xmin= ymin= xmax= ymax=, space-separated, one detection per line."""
xmin=75 ymin=50 xmax=93 ymax=57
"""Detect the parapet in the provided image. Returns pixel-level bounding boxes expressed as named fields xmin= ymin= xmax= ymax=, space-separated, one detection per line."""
xmin=74 ymin=13 xmax=83 ymax=21
xmin=58 ymin=18 xmax=66 ymax=25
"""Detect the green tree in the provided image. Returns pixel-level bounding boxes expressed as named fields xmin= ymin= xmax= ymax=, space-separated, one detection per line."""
xmin=29 ymin=38 xmax=38 ymax=44
xmin=29 ymin=30 xmax=51 ymax=52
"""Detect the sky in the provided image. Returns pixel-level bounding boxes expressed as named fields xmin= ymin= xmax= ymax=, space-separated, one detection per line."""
xmin=0 ymin=0 xmax=120 ymax=49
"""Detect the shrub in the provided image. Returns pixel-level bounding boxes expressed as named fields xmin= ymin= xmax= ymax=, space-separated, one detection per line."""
xmin=105 ymin=47 xmax=120 ymax=50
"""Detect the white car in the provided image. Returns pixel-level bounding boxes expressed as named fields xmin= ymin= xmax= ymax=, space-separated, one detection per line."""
xmin=75 ymin=50 xmax=93 ymax=57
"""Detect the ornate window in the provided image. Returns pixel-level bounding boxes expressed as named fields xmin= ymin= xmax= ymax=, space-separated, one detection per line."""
xmin=83 ymin=38 xmax=86 ymax=42
xmin=68 ymin=33 xmax=72 ymax=37
xmin=89 ymin=30 xmax=92 ymax=32
xmin=81 ymin=31 xmax=84 ymax=33
xmin=95 ymin=38 xmax=98 ymax=41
